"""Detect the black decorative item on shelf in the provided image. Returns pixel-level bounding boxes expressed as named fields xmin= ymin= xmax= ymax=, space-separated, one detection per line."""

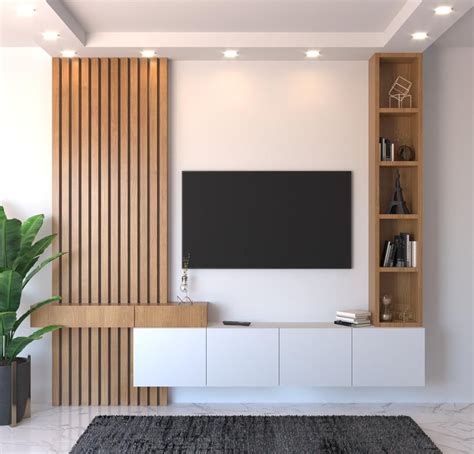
xmin=398 ymin=145 xmax=415 ymax=161
xmin=387 ymin=170 xmax=410 ymax=214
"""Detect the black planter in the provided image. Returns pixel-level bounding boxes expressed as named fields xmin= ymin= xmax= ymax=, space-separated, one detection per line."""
xmin=0 ymin=356 xmax=31 ymax=426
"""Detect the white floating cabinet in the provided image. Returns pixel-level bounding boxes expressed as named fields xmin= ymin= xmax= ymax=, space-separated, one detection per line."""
xmin=133 ymin=328 xmax=206 ymax=387
xmin=280 ymin=328 xmax=352 ymax=386
xmin=206 ymin=328 xmax=279 ymax=387
xmin=352 ymin=328 xmax=425 ymax=387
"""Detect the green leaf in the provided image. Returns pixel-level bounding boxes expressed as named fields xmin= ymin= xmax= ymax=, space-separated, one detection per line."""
xmin=14 ymin=234 xmax=56 ymax=277
xmin=0 ymin=270 xmax=23 ymax=312
xmin=0 ymin=218 xmax=21 ymax=271
xmin=0 ymin=311 xmax=16 ymax=336
xmin=6 ymin=325 xmax=61 ymax=362
xmin=22 ymin=252 xmax=66 ymax=289
xmin=0 ymin=206 xmax=6 ymax=222
xmin=20 ymin=215 xmax=44 ymax=256
xmin=12 ymin=296 xmax=61 ymax=334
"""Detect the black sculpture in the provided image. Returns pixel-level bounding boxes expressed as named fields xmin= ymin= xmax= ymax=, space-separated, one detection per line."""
xmin=387 ymin=170 xmax=410 ymax=214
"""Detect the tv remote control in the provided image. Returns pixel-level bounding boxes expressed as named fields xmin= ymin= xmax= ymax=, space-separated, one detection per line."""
xmin=223 ymin=321 xmax=251 ymax=326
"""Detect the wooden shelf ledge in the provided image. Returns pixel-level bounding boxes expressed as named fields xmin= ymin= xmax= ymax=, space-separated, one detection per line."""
xmin=379 ymin=161 xmax=418 ymax=167
xmin=378 ymin=267 xmax=418 ymax=273
xmin=31 ymin=302 xmax=208 ymax=328
xmin=379 ymin=214 xmax=419 ymax=220
xmin=379 ymin=108 xmax=419 ymax=116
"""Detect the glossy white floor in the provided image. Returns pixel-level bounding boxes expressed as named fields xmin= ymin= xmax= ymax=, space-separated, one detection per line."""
xmin=0 ymin=403 xmax=471 ymax=453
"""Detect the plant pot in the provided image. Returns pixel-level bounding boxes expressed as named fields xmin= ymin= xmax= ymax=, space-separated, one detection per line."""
xmin=0 ymin=357 xmax=31 ymax=426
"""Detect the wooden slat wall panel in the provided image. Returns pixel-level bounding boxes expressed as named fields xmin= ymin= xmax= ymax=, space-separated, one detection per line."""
xmin=52 ymin=57 xmax=168 ymax=406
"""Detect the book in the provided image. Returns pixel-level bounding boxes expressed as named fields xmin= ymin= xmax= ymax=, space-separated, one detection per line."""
xmin=411 ymin=240 xmax=417 ymax=267
xmin=334 ymin=320 xmax=371 ymax=328
xmin=336 ymin=310 xmax=371 ymax=319
xmin=336 ymin=316 xmax=370 ymax=324
xmin=381 ymin=241 xmax=390 ymax=267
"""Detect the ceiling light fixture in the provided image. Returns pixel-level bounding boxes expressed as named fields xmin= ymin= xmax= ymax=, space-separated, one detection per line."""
xmin=305 ymin=50 xmax=321 ymax=58
xmin=412 ymin=32 xmax=428 ymax=40
xmin=16 ymin=4 xmax=36 ymax=17
xmin=434 ymin=6 xmax=453 ymax=15
xmin=141 ymin=50 xmax=156 ymax=58
xmin=42 ymin=31 xmax=60 ymax=41
xmin=61 ymin=50 xmax=76 ymax=58
xmin=223 ymin=49 xmax=239 ymax=59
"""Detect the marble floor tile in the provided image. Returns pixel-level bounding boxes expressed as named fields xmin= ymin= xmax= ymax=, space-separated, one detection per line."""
xmin=0 ymin=403 xmax=472 ymax=453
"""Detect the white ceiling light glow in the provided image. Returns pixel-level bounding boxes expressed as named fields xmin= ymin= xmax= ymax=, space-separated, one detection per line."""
xmin=16 ymin=5 xmax=36 ymax=17
xmin=141 ymin=50 xmax=156 ymax=58
xmin=42 ymin=31 xmax=60 ymax=41
xmin=61 ymin=50 xmax=76 ymax=58
xmin=434 ymin=6 xmax=453 ymax=15
xmin=412 ymin=32 xmax=428 ymax=40
xmin=223 ymin=49 xmax=239 ymax=59
xmin=305 ymin=50 xmax=321 ymax=58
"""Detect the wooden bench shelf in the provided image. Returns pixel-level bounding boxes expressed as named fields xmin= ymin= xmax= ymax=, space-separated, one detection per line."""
xmin=31 ymin=302 xmax=208 ymax=328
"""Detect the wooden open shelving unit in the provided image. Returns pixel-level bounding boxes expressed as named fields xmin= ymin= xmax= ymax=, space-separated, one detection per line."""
xmin=369 ymin=53 xmax=423 ymax=327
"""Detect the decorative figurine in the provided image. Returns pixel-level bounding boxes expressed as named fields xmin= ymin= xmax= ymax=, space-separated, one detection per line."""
xmin=381 ymin=294 xmax=393 ymax=322
xmin=387 ymin=170 xmax=410 ymax=214
xmin=398 ymin=145 xmax=415 ymax=161
xmin=389 ymin=76 xmax=412 ymax=108
xmin=178 ymin=253 xmax=193 ymax=304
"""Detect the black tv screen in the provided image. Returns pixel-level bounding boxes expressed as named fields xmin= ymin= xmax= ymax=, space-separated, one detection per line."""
xmin=182 ymin=171 xmax=351 ymax=269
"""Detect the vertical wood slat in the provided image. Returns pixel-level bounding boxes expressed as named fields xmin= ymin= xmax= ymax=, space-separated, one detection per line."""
xmin=80 ymin=58 xmax=90 ymax=405
xmin=52 ymin=57 xmax=167 ymax=406
xmin=100 ymin=59 xmax=110 ymax=405
xmin=119 ymin=58 xmax=130 ymax=406
xmin=60 ymin=59 xmax=71 ymax=406
xmin=52 ymin=58 xmax=61 ymax=406
xmin=90 ymin=58 xmax=100 ymax=406
xmin=70 ymin=59 xmax=81 ymax=406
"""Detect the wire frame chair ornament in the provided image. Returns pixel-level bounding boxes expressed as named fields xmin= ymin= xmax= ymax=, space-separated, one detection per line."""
xmin=388 ymin=76 xmax=412 ymax=108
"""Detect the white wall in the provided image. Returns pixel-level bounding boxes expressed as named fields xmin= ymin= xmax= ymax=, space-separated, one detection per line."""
xmin=1 ymin=23 xmax=472 ymax=404
xmin=0 ymin=48 xmax=53 ymax=403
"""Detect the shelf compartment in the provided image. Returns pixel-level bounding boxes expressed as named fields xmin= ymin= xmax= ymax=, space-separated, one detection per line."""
xmin=379 ymin=56 xmax=420 ymax=108
xmin=379 ymin=167 xmax=418 ymax=215
xmin=379 ymin=114 xmax=420 ymax=162
xmin=379 ymin=272 xmax=419 ymax=324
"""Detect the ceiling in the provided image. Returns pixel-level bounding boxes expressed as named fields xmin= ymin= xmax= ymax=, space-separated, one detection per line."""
xmin=0 ymin=0 xmax=472 ymax=60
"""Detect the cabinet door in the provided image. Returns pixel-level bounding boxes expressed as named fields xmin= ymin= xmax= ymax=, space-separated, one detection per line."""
xmin=280 ymin=328 xmax=352 ymax=386
xmin=352 ymin=328 xmax=425 ymax=386
xmin=133 ymin=328 xmax=206 ymax=387
xmin=207 ymin=328 xmax=279 ymax=387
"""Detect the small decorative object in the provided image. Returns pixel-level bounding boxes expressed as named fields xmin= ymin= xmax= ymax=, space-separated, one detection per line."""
xmin=398 ymin=145 xmax=415 ymax=161
xmin=0 ymin=206 xmax=64 ymax=426
xmin=387 ymin=170 xmax=410 ymax=214
xmin=178 ymin=253 xmax=193 ymax=304
xmin=389 ymin=76 xmax=412 ymax=108
xmin=381 ymin=294 xmax=393 ymax=322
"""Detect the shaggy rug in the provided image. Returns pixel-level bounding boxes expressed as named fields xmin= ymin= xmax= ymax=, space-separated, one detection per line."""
xmin=71 ymin=415 xmax=440 ymax=453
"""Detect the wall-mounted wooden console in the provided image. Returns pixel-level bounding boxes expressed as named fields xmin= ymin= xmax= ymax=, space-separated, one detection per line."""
xmin=369 ymin=53 xmax=423 ymax=327
xmin=31 ymin=303 xmax=208 ymax=328
xmin=134 ymin=324 xmax=425 ymax=388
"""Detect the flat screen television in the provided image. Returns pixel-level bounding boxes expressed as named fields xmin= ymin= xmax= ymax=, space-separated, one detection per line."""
xmin=182 ymin=171 xmax=352 ymax=269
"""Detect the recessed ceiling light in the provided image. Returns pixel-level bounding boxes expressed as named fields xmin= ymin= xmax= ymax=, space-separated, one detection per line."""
xmin=42 ymin=31 xmax=60 ymax=41
xmin=16 ymin=4 xmax=36 ymax=17
xmin=61 ymin=50 xmax=76 ymax=58
xmin=223 ymin=49 xmax=239 ymax=59
xmin=305 ymin=50 xmax=321 ymax=58
xmin=434 ymin=6 xmax=453 ymax=15
xmin=412 ymin=32 xmax=428 ymax=40
xmin=141 ymin=50 xmax=156 ymax=58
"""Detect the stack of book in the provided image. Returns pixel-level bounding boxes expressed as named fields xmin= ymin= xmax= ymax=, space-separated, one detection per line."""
xmin=379 ymin=137 xmax=395 ymax=161
xmin=381 ymin=232 xmax=417 ymax=268
xmin=334 ymin=310 xmax=371 ymax=327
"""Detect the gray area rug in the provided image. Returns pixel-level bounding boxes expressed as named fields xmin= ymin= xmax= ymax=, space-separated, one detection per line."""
xmin=71 ymin=415 xmax=440 ymax=453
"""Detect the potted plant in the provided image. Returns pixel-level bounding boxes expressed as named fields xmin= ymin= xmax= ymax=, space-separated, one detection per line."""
xmin=0 ymin=206 xmax=64 ymax=425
